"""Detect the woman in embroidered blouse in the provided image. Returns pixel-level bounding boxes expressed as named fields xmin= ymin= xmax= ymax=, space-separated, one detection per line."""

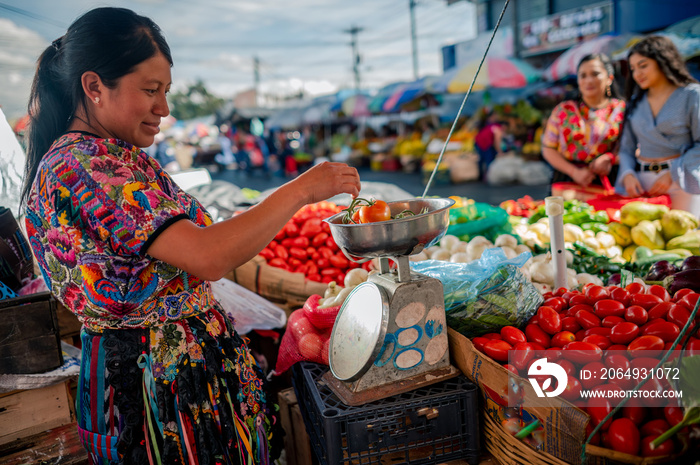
xmin=21 ymin=8 xmax=360 ymax=465
xmin=616 ymin=35 xmax=700 ymax=216
xmin=542 ymin=53 xmax=626 ymax=190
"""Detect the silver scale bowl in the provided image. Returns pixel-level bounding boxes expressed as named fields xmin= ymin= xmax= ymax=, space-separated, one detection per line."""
xmin=324 ymin=198 xmax=454 ymax=280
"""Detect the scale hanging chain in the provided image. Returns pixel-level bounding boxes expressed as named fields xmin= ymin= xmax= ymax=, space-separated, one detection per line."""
xmin=422 ymin=0 xmax=512 ymax=198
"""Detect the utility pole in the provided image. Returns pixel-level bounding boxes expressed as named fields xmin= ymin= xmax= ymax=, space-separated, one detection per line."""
xmin=409 ymin=0 xmax=418 ymax=80
xmin=511 ymin=0 xmax=520 ymax=58
xmin=344 ymin=25 xmax=363 ymax=91
xmin=253 ymin=55 xmax=260 ymax=107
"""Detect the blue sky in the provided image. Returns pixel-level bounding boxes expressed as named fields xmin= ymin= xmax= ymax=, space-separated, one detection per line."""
xmin=0 ymin=0 xmax=477 ymax=119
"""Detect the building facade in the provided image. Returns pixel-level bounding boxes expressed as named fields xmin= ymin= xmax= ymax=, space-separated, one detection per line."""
xmin=443 ymin=0 xmax=700 ymax=70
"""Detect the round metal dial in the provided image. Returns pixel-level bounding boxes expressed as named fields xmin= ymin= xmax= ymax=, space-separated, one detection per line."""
xmin=329 ymin=281 xmax=389 ymax=381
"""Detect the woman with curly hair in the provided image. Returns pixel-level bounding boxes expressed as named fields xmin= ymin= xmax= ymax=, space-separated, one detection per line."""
xmin=616 ymin=35 xmax=700 ymax=215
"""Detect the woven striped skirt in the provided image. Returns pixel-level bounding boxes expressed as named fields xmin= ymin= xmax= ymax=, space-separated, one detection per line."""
xmin=76 ymin=307 xmax=282 ymax=464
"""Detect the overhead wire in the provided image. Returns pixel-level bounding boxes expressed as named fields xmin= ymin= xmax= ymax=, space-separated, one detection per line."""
xmin=0 ymin=2 xmax=67 ymax=29
xmin=422 ymin=0 xmax=510 ymax=198
xmin=0 ymin=0 xmax=474 ymax=100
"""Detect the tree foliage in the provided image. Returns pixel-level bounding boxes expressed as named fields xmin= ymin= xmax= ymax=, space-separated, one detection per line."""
xmin=168 ymin=80 xmax=225 ymax=120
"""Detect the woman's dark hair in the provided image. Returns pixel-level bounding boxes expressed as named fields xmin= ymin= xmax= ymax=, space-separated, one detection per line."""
xmin=576 ymin=53 xmax=621 ymax=99
xmin=21 ymin=7 xmax=173 ymax=205
xmin=624 ymin=35 xmax=697 ymax=114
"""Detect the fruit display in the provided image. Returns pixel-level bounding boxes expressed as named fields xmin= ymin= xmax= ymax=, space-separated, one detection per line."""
xmin=499 ymin=195 xmax=544 ymax=218
xmin=467 ymin=282 xmax=698 ymax=458
xmin=608 ymin=203 xmax=700 ymax=261
xmin=264 ymin=194 xmax=699 ymax=461
xmin=257 ymin=201 xmax=370 ymax=284
xmin=274 ymin=269 xmax=370 ymax=373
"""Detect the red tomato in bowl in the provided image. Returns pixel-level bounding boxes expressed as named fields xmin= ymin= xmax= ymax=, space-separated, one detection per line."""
xmin=358 ymin=200 xmax=391 ymax=223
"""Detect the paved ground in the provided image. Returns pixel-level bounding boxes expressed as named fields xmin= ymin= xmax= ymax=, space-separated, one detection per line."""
xmin=209 ymin=165 xmax=550 ymax=206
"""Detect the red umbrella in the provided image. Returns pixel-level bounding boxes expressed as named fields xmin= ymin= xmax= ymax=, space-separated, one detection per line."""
xmin=13 ymin=114 xmax=29 ymax=135
xmin=439 ymin=57 xmax=541 ymax=94
xmin=544 ymin=34 xmax=640 ymax=81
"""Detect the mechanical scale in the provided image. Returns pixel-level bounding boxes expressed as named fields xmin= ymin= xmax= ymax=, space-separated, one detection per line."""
xmin=323 ymin=198 xmax=461 ymax=406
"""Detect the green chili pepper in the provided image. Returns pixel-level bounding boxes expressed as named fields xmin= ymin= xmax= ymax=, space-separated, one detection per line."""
xmin=591 ymin=211 xmax=610 ymax=223
xmin=572 ymin=242 xmax=599 ymax=257
xmin=580 ymin=222 xmax=609 ymax=233
xmin=563 ymin=211 xmax=593 ymax=224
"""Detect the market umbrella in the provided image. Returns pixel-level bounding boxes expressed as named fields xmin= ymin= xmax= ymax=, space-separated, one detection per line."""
xmin=661 ymin=15 xmax=700 ymax=60
xmin=12 ymin=114 xmax=29 ymax=135
xmin=443 ymin=57 xmax=541 ymax=94
xmin=610 ymin=26 xmax=700 ymax=63
xmin=301 ymin=95 xmax=336 ymax=124
xmin=382 ymin=76 xmax=440 ymax=113
xmin=368 ymin=81 xmax=407 ymax=114
xmin=341 ymin=94 xmax=371 ymax=117
xmin=544 ymin=34 xmax=640 ymax=81
xmin=160 ymin=115 xmax=177 ymax=131
xmin=664 ymin=14 xmax=700 ymax=38
xmin=264 ymin=106 xmax=306 ymax=130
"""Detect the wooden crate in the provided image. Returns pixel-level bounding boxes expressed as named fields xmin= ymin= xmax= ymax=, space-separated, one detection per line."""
xmin=226 ymin=255 xmax=326 ymax=308
xmin=0 ymin=380 xmax=74 ymax=446
xmin=0 ymin=423 xmax=87 ymax=464
xmin=278 ymin=387 xmax=315 ymax=465
xmin=0 ymin=292 xmax=63 ymax=374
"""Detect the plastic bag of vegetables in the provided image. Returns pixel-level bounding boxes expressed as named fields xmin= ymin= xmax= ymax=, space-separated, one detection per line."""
xmin=411 ymin=248 xmax=543 ymax=338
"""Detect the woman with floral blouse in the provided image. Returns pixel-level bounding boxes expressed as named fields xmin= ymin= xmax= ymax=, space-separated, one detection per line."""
xmin=21 ymin=7 xmax=360 ymax=464
xmin=542 ymin=53 xmax=626 ymax=191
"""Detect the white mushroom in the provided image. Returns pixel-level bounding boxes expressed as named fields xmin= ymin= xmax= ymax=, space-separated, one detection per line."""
xmin=409 ymin=251 xmax=429 ymax=262
xmin=494 ymin=234 xmax=518 ymax=249
xmin=450 ymin=252 xmax=470 ymax=263
xmin=439 ymin=234 xmax=460 ymax=250
xmin=431 ymin=248 xmax=452 ymax=261
xmin=450 ymin=241 xmax=468 ymax=254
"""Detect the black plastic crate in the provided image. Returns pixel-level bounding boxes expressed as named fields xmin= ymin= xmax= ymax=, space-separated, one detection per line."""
xmin=0 ymin=292 xmax=63 ymax=374
xmin=292 ymin=362 xmax=480 ymax=465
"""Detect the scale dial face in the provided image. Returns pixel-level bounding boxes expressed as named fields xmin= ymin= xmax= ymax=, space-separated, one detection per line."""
xmin=329 ymin=281 xmax=389 ymax=381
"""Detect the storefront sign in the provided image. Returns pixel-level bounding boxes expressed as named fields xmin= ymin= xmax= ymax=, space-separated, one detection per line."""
xmin=519 ymin=2 xmax=613 ymax=56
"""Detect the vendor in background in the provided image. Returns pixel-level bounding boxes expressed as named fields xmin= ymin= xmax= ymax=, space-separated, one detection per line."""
xmin=474 ymin=110 xmax=505 ymax=180
xmin=21 ymin=7 xmax=360 ymax=464
xmin=542 ymin=53 xmax=626 ymax=190
xmin=616 ymin=35 xmax=700 ymax=216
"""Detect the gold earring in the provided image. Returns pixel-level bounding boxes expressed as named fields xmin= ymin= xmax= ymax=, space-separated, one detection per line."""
xmin=606 ymin=86 xmax=611 ymax=98
xmin=94 ymin=97 xmax=100 ymax=104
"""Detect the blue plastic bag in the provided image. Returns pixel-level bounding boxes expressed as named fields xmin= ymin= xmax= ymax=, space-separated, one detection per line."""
xmin=411 ymin=248 xmax=542 ymax=337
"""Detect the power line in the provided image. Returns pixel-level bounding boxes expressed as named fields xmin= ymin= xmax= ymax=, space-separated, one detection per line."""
xmin=0 ymin=2 xmax=66 ymax=29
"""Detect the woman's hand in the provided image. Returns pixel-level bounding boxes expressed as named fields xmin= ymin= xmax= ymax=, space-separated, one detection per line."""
xmin=623 ymin=173 xmax=645 ymax=197
xmin=148 ymin=162 xmax=361 ymax=281
xmin=571 ymin=166 xmax=596 ymax=187
xmin=292 ymin=162 xmax=361 ymax=204
xmin=647 ymin=172 xmax=673 ymax=196
xmin=589 ymin=154 xmax=613 ymax=176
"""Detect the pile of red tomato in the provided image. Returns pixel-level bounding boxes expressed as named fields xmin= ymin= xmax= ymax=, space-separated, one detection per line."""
xmin=258 ymin=201 xmax=369 ymax=284
xmin=472 ymin=283 xmax=699 ymax=458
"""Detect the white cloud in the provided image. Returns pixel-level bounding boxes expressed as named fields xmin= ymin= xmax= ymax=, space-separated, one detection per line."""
xmin=0 ymin=18 xmax=46 ymax=117
xmin=0 ymin=1 xmax=477 ymax=118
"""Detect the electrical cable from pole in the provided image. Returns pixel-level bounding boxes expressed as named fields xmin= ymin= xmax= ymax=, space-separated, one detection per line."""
xmin=421 ymin=0 xmax=511 ymax=198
